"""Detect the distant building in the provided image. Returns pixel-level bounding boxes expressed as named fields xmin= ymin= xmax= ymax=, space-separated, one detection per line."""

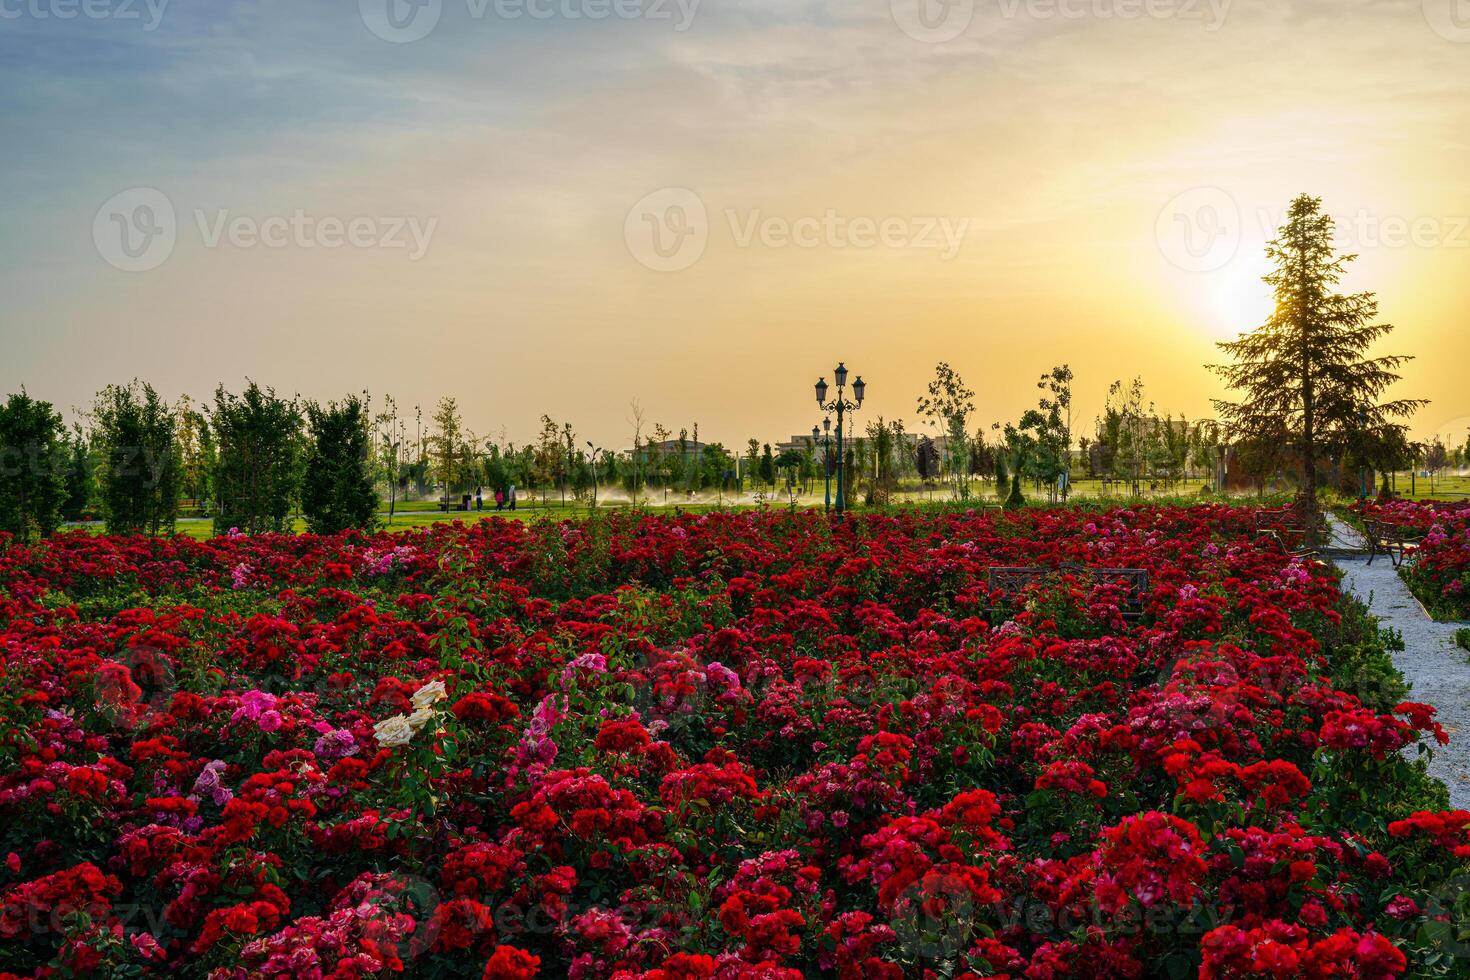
xmin=624 ymin=439 xmax=708 ymax=464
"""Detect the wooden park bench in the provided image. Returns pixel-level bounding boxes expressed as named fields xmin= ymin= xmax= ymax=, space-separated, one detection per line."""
xmin=1252 ymin=506 xmax=1328 ymax=560
xmin=1364 ymin=520 xmax=1424 ymax=568
xmin=985 ymin=565 xmax=1150 ymax=621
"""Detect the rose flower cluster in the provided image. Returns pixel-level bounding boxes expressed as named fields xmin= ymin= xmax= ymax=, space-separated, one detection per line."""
xmin=1352 ymin=498 xmax=1470 ymax=621
xmin=0 ymin=505 xmax=1466 ymax=977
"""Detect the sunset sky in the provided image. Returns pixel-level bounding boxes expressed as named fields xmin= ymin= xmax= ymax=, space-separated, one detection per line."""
xmin=3 ymin=0 xmax=1469 ymax=449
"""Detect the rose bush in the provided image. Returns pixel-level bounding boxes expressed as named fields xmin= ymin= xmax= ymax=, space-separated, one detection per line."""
xmin=0 ymin=505 xmax=1464 ymax=977
xmin=1352 ymin=499 xmax=1470 ymax=620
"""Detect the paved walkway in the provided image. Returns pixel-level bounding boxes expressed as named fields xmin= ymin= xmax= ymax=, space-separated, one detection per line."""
xmin=1328 ymin=517 xmax=1470 ymax=808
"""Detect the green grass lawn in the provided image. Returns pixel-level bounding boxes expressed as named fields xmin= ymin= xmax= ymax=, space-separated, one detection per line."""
xmin=1381 ymin=471 xmax=1470 ymax=501
xmin=63 ymin=472 xmax=1466 ymax=541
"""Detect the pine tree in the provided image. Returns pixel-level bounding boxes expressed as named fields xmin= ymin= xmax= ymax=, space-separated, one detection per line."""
xmin=1210 ymin=194 xmax=1424 ymax=509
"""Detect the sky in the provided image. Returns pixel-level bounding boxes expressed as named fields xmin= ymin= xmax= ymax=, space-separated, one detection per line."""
xmin=2 ymin=0 xmax=1469 ymax=450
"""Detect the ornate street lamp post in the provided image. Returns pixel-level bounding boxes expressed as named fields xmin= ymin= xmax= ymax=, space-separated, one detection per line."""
xmin=812 ymin=417 xmax=833 ymax=512
xmin=815 ymin=363 xmax=865 ymax=515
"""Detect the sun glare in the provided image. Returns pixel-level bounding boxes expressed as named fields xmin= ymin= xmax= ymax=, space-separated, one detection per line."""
xmin=1210 ymin=249 xmax=1276 ymax=339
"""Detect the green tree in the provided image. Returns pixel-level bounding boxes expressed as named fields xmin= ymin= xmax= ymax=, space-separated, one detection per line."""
xmin=701 ymin=443 xmax=733 ymax=493
xmin=211 ymin=382 xmax=304 ymax=535
xmin=1161 ymin=415 xmax=1191 ymax=486
xmin=60 ymin=428 xmax=92 ymax=522
xmin=431 ymin=398 xmax=468 ymax=507
xmin=374 ymin=395 xmax=405 ymax=523
xmin=1425 ymin=439 xmax=1449 ymax=476
xmin=302 ymin=396 xmax=378 ymax=534
xmin=758 ymin=443 xmax=776 ymax=489
xmin=0 ymin=390 xmax=68 ymax=543
xmin=916 ymin=436 xmax=939 ymax=483
xmin=626 ymin=401 xmax=647 ymax=505
xmin=1104 ymin=378 xmax=1153 ymax=493
xmin=1001 ymin=422 xmax=1036 ymax=510
xmin=176 ymin=397 xmax=215 ymax=513
xmin=865 ymin=417 xmax=896 ymax=504
xmin=1037 ymin=365 xmax=1074 ymax=498
xmin=92 ymin=380 xmax=180 ymax=535
xmin=916 ymin=362 xmax=976 ymax=501
xmin=1019 ymin=365 xmax=1073 ymax=501
xmin=992 ymin=433 xmax=1008 ymax=497
xmin=1211 ymin=194 xmax=1424 ymax=509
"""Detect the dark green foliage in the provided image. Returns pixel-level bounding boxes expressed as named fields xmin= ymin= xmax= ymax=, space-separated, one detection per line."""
xmin=60 ymin=431 xmax=92 ymax=522
xmin=1004 ymin=471 xmax=1025 ymax=510
xmin=302 ymin=396 xmax=378 ymax=534
xmin=92 ymin=381 xmax=180 ymax=536
xmin=0 ymin=391 xmax=67 ymax=543
xmin=758 ymin=443 xmax=776 ymax=489
xmin=1211 ymin=194 xmax=1424 ymax=505
xmin=210 ymin=382 xmax=303 ymax=536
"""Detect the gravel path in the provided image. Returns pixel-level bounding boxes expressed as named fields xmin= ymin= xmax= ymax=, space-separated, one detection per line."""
xmin=1327 ymin=517 xmax=1470 ymax=808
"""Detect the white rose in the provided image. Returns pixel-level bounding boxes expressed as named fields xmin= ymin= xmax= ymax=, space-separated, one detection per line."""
xmin=407 ymin=706 xmax=437 ymax=731
xmin=373 ymin=714 xmax=416 ymax=748
xmin=411 ymin=680 xmax=448 ymax=710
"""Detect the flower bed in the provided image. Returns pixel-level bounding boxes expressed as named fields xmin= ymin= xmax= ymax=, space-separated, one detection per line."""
xmin=0 ymin=506 xmax=1466 ymax=978
xmin=1352 ymin=500 xmax=1470 ymax=621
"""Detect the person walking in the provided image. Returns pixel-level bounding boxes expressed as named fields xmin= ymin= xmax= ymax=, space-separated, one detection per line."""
xmin=494 ymin=488 xmax=505 ymax=511
xmin=475 ymin=489 xmax=483 ymax=511
xmin=508 ymin=484 xmax=517 ymax=511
